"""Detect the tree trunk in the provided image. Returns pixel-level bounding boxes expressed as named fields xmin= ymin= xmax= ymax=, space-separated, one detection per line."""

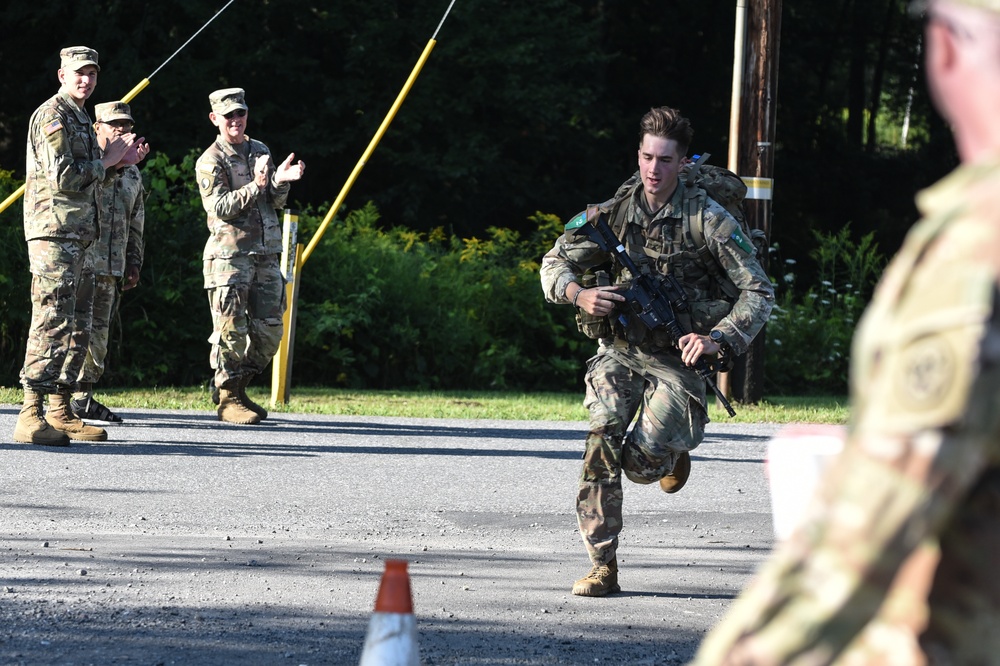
xmin=848 ymin=0 xmax=871 ymax=149
xmin=866 ymin=0 xmax=899 ymax=151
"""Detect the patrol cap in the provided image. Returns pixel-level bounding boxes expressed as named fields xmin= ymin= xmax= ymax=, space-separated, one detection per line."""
xmin=209 ymin=88 xmax=248 ymax=115
xmin=60 ymin=46 xmax=100 ymax=72
xmin=94 ymin=101 xmax=134 ymax=124
xmin=910 ymin=0 xmax=1000 ymax=14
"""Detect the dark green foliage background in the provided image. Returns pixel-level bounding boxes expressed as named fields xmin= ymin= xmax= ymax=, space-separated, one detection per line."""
xmin=0 ymin=0 xmax=952 ymax=395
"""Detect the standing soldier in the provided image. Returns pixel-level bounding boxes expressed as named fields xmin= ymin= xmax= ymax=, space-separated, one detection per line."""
xmin=693 ymin=0 xmax=1000 ymax=663
xmin=72 ymin=101 xmax=147 ymax=424
xmin=13 ymin=46 xmax=140 ymax=446
xmin=196 ymin=88 xmax=304 ymax=425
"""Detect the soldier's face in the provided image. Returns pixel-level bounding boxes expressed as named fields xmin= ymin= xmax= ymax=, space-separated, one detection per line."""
xmin=637 ymin=134 xmax=683 ymax=207
xmin=210 ymin=108 xmax=247 ymax=144
xmin=58 ymin=66 xmax=98 ymax=105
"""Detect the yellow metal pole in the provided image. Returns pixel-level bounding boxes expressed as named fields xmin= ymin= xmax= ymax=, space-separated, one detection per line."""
xmin=301 ymin=37 xmax=437 ymax=265
xmin=121 ymin=78 xmax=151 ymax=104
xmin=272 ymin=210 xmax=301 ymax=406
xmin=0 ymin=186 xmax=23 ymax=216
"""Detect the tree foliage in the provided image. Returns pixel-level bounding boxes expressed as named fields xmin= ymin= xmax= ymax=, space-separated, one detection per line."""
xmin=0 ymin=0 xmax=957 ymax=395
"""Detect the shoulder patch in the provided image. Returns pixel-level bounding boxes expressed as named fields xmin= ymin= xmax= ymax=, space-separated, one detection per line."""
xmin=730 ymin=227 xmax=755 ymax=254
xmin=43 ymin=119 xmax=63 ymax=136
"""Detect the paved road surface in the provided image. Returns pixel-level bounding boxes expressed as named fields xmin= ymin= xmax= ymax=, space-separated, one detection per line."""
xmin=0 ymin=405 xmax=781 ymax=665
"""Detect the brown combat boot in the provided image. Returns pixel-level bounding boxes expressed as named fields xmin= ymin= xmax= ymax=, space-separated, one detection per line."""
xmin=13 ymin=389 xmax=70 ymax=446
xmin=659 ymin=451 xmax=691 ymax=494
xmin=217 ymin=388 xmax=261 ymax=425
xmin=237 ymin=374 xmax=268 ymax=420
xmin=571 ymin=558 xmax=620 ymax=597
xmin=46 ymin=388 xmax=107 ymax=442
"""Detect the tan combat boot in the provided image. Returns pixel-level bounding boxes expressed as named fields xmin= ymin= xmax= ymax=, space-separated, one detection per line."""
xmin=13 ymin=389 xmax=70 ymax=446
xmin=217 ymin=388 xmax=261 ymax=425
xmin=46 ymin=388 xmax=107 ymax=442
xmin=571 ymin=558 xmax=620 ymax=597
xmin=237 ymin=374 xmax=268 ymax=420
xmin=659 ymin=451 xmax=691 ymax=494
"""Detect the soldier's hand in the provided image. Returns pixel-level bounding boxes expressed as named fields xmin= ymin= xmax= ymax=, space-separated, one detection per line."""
xmin=574 ymin=285 xmax=624 ymax=316
xmin=254 ymin=154 xmax=270 ymax=188
xmin=100 ymin=136 xmax=130 ymax=170
xmin=274 ymin=153 xmax=305 ymax=183
xmin=123 ymin=265 xmax=140 ymax=291
xmin=678 ymin=332 xmax=720 ymax=367
xmin=119 ymin=136 xmax=150 ymax=167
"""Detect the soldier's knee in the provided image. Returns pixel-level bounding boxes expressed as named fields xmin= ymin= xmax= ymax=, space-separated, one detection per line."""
xmin=581 ymin=429 xmax=624 ymax=483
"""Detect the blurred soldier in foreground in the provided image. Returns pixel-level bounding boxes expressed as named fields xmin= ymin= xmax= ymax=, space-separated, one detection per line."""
xmin=693 ymin=1 xmax=1000 ymax=663
xmin=72 ymin=101 xmax=147 ymax=424
xmin=540 ymin=107 xmax=773 ymax=596
xmin=13 ymin=47 xmax=142 ymax=446
xmin=196 ymin=88 xmax=304 ymax=425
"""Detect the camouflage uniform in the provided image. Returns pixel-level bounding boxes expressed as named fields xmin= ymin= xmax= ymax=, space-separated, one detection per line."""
xmin=21 ymin=88 xmax=106 ymax=393
xmin=692 ymin=161 xmax=1000 ymax=665
xmin=78 ymin=161 xmax=144 ymax=385
xmin=540 ymin=181 xmax=774 ymax=566
xmin=197 ymin=131 xmax=289 ymax=391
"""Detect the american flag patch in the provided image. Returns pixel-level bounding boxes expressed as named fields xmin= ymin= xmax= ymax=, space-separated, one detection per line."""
xmin=43 ymin=119 xmax=63 ymax=135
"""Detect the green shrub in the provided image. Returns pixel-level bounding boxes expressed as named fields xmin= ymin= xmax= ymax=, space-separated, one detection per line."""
xmin=764 ymin=225 xmax=885 ymax=395
xmin=2 ymin=152 xmax=882 ymax=397
xmin=0 ymin=170 xmax=30 ymax=383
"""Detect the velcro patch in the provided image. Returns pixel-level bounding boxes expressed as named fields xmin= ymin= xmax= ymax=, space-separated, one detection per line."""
xmin=730 ymin=227 xmax=754 ymax=254
xmin=43 ymin=119 xmax=63 ymax=136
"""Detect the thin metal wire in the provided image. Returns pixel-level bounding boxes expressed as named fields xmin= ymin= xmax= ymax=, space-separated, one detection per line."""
xmin=147 ymin=0 xmax=239 ymax=80
xmin=432 ymin=0 xmax=458 ymax=40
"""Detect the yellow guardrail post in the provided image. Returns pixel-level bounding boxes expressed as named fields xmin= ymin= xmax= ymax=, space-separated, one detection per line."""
xmin=272 ymin=209 xmax=302 ymax=406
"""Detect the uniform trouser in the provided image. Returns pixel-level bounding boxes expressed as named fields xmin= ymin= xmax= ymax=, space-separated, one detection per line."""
xmin=20 ymin=239 xmax=95 ymax=394
xmin=78 ymin=274 xmax=119 ymax=385
xmin=578 ymin=344 xmax=709 ymax=565
xmin=207 ymin=254 xmax=285 ymax=391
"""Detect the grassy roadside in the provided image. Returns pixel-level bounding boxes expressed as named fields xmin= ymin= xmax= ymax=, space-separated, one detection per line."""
xmin=0 ymin=385 xmax=849 ymax=424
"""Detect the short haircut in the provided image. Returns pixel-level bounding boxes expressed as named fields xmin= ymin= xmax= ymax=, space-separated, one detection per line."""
xmin=638 ymin=107 xmax=694 ymax=156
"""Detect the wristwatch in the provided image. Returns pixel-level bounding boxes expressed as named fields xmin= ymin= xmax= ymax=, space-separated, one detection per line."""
xmin=709 ymin=330 xmax=725 ymax=345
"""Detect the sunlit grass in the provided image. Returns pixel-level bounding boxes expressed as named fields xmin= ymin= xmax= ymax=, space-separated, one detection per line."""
xmin=0 ymin=385 xmax=849 ymax=424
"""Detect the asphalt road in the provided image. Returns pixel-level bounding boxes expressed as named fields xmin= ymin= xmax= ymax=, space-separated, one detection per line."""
xmin=0 ymin=405 xmax=782 ymax=665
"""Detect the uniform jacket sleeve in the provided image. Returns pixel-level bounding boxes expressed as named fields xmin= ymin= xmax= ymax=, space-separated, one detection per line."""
xmin=197 ymin=145 xmax=263 ymax=221
xmin=702 ymin=199 xmax=774 ymax=355
xmin=539 ymin=229 xmax=610 ymax=304
xmin=32 ymin=105 xmax=105 ymax=195
xmin=126 ymin=167 xmax=145 ymax=270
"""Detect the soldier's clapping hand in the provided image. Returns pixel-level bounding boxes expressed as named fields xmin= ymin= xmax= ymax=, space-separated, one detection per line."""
xmin=274 ymin=153 xmax=305 ymax=183
xmin=119 ymin=135 xmax=150 ymax=167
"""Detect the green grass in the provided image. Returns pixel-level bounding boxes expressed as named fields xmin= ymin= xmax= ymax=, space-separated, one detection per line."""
xmin=0 ymin=385 xmax=849 ymax=424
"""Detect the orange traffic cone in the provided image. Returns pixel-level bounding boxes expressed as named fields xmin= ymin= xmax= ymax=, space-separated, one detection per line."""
xmin=359 ymin=559 xmax=419 ymax=666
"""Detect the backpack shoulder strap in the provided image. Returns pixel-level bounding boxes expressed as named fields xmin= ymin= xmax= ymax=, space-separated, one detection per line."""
xmin=682 ymin=169 xmax=741 ymax=300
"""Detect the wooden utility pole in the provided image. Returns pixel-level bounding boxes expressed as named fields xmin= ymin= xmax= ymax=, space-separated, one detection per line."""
xmin=727 ymin=0 xmax=782 ymax=404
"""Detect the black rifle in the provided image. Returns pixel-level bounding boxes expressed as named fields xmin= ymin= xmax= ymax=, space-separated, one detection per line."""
xmin=565 ymin=205 xmax=737 ymax=417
